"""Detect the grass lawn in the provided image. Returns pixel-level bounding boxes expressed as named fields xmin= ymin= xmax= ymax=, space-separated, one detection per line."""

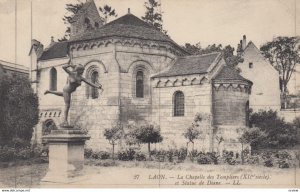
xmin=0 ymin=159 xmax=299 ymax=188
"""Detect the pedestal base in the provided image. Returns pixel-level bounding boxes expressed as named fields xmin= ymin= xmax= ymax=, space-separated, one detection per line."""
xmin=41 ymin=126 xmax=90 ymax=184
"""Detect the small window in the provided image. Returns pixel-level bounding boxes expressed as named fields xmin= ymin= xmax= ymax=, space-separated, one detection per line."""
xmin=249 ymin=62 xmax=253 ymax=68
xmin=91 ymin=71 xmax=99 ymax=99
xmin=136 ymin=71 xmax=144 ymax=98
xmin=174 ymin=91 xmax=184 ymax=116
xmin=49 ymin=67 xmax=57 ymax=91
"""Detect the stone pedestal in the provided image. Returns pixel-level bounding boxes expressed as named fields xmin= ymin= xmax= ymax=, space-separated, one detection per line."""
xmin=41 ymin=126 xmax=90 ymax=184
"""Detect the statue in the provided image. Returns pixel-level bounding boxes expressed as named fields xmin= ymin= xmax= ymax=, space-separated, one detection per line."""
xmin=44 ymin=63 xmax=103 ymax=127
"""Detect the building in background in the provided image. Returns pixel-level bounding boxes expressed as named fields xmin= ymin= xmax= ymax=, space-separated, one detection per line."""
xmin=0 ymin=60 xmax=29 ymax=78
xmin=237 ymin=35 xmax=281 ymax=112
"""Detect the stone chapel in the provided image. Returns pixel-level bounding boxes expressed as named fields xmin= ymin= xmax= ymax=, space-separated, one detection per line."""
xmin=29 ymin=0 xmax=252 ymax=153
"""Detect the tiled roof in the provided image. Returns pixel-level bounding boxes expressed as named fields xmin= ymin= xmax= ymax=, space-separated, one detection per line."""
xmin=70 ymin=14 xmax=185 ymax=52
xmin=39 ymin=41 xmax=69 ymax=61
xmin=153 ymin=52 xmax=221 ymax=78
xmin=213 ymin=65 xmax=252 ymax=83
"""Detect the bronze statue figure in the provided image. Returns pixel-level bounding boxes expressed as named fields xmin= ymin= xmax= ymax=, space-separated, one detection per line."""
xmin=44 ymin=63 xmax=102 ymax=126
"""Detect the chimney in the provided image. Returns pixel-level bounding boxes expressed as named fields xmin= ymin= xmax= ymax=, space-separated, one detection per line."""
xmin=128 ymin=8 xmax=131 ymax=14
xmin=242 ymin=35 xmax=247 ymax=50
xmin=237 ymin=43 xmax=242 ymax=56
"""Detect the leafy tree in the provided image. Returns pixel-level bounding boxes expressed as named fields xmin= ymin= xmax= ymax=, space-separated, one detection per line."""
xmin=58 ymin=2 xmax=118 ymax=41
xmin=59 ymin=2 xmax=84 ymax=41
xmin=104 ymin=121 xmax=123 ymax=160
xmin=134 ymin=124 xmax=163 ymax=158
xmin=183 ymin=113 xmax=204 ymax=150
xmin=0 ymin=74 xmax=39 ymax=147
xmin=99 ymin=5 xmax=117 ymax=24
xmin=182 ymin=43 xmax=243 ymax=68
xmin=183 ymin=127 xmax=200 ymax=150
xmin=260 ymin=37 xmax=300 ymax=108
xmin=142 ymin=0 xmax=167 ymax=34
xmin=248 ymin=110 xmax=298 ymax=149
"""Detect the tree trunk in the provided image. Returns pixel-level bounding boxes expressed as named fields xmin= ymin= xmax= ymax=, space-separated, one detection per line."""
xmin=241 ymin=143 xmax=244 ymax=165
xmin=148 ymin=142 xmax=151 ymax=158
xmin=282 ymin=84 xmax=288 ymax=109
xmin=112 ymin=144 xmax=115 ymax=160
xmin=192 ymin=142 xmax=194 ymax=151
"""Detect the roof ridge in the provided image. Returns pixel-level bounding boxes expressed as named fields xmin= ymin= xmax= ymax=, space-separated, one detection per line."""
xmin=178 ymin=51 xmax=221 ymax=59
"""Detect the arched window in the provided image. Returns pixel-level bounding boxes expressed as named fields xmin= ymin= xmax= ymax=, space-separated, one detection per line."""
xmin=136 ymin=71 xmax=144 ymax=98
xmin=49 ymin=67 xmax=57 ymax=91
xmin=174 ymin=91 xmax=184 ymax=116
xmin=91 ymin=71 xmax=99 ymax=99
xmin=245 ymin=101 xmax=250 ymax=126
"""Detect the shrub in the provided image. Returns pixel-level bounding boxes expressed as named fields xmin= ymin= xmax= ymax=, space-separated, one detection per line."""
xmin=207 ymin=152 xmax=219 ymax=165
xmin=95 ymin=159 xmax=118 ymax=167
xmin=135 ymin=152 xmax=146 ymax=161
xmin=84 ymin=148 xmax=93 ymax=159
xmin=118 ymin=148 xmax=136 ymax=161
xmin=0 ymin=146 xmax=15 ymax=162
xmin=278 ymin=159 xmax=290 ymax=168
xmin=222 ymin=150 xmax=237 ymax=165
xmin=264 ymin=159 xmax=273 ymax=167
xmin=15 ymin=147 xmax=32 ymax=160
xmin=177 ymin=147 xmax=188 ymax=162
xmin=197 ymin=153 xmax=212 ymax=164
xmin=245 ymin=155 xmax=260 ymax=165
xmin=189 ymin=149 xmax=200 ymax=162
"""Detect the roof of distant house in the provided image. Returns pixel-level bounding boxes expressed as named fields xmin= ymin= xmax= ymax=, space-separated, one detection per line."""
xmin=153 ymin=52 xmax=221 ymax=78
xmin=39 ymin=41 xmax=69 ymax=61
xmin=213 ymin=65 xmax=252 ymax=84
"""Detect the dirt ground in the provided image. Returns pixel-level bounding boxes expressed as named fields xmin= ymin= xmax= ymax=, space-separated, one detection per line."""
xmin=0 ymin=160 xmax=299 ymax=188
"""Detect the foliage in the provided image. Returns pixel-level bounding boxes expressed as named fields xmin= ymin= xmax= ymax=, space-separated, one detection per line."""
xmin=0 ymin=145 xmax=47 ymax=162
xmin=183 ymin=127 xmax=201 ymax=150
xmin=189 ymin=149 xmax=200 ymax=162
xmin=260 ymin=36 xmax=300 ymax=100
xmin=135 ymin=152 xmax=147 ymax=161
xmin=59 ymin=2 xmax=117 ymax=41
xmin=104 ymin=121 xmax=123 ymax=159
xmin=0 ymin=74 xmax=39 ymax=147
xmin=196 ymin=152 xmax=219 ymax=165
xmin=117 ymin=148 xmax=136 ymax=161
xmin=99 ymin=5 xmax=117 ymax=24
xmin=247 ymin=110 xmax=298 ymax=149
xmin=183 ymin=113 xmax=205 ymax=150
xmin=222 ymin=150 xmax=237 ymax=165
xmin=142 ymin=0 xmax=167 ymax=34
xmin=134 ymin=124 xmax=163 ymax=158
xmin=182 ymin=43 xmax=243 ymax=69
xmin=59 ymin=3 xmax=84 ymax=41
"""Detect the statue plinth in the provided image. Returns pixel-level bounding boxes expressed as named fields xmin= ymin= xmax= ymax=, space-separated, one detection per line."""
xmin=41 ymin=125 xmax=90 ymax=185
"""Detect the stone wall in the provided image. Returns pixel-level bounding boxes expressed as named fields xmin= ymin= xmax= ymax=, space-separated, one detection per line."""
xmin=151 ymin=80 xmax=213 ymax=151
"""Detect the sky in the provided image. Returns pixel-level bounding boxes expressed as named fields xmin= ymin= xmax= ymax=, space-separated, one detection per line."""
xmin=0 ymin=0 xmax=299 ymax=68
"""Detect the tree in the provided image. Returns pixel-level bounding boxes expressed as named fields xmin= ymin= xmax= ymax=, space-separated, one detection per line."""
xmin=134 ymin=124 xmax=163 ymax=158
xmin=0 ymin=74 xmax=39 ymax=147
xmin=183 ymin=127 xmax=200 ymax=151
xmin=103 ymin=121 xmax=123 ymax=160
xmin=99 ymin=5 xmax=117 ymax=24
xmin=249 ymin=110 xmax=298 ymax=149
xmin=182 ymin=43 xmax=243 ymax=69
xmin=59 ymin=2 xmax=118 ymax=41
xmin=59 ymin=2 xmax=84 ymax=41
xmin=142 ymin=0 xmax=167 ymax=34
xmin=260 ymin=36 xmax=300 ymax=108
